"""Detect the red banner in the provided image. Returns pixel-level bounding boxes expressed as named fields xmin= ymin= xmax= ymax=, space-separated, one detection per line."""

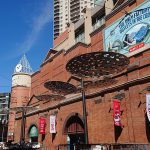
xmin=39 ymin=118 xmax=46 ymax=134
xmin=113 ymin=100 xmax=121 ymax=127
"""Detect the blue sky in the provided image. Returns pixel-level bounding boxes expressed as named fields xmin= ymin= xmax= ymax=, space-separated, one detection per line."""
xmin=0 ymin=0 xmax=53 ymax=93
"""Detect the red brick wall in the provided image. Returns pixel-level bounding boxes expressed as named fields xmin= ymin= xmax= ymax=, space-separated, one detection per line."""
xmin=53 ymin=30 xmax=68 ymax=48
xmin=8 ymin=86 xmax=30 ymax=139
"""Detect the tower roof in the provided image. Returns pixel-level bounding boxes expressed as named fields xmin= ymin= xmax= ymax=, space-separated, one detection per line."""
xmin=14 ymin=54 xmax=33 ymax=75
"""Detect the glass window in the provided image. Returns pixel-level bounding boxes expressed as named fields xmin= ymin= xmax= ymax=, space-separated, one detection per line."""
xmin=75 ymin=27 xmax=85 ymax=44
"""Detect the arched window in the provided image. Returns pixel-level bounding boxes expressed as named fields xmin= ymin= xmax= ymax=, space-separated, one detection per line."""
xmin=29 ymin=125 xmax=38 ymax=143
xmin=64 ymin=114 xmax=84 ymax=134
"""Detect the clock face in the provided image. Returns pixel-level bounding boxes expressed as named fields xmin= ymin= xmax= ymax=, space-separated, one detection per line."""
xmin=15 ymin=64 xmax=22 ymax=72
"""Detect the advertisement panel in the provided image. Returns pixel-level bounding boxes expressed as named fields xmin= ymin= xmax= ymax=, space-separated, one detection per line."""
xmin=50 ymin=115 xmax=56 ymax=133
xmin=113 ymin=100 xmax=121 ymax=127
xmin=39 ymin=118 xmax=46 ymax=134
xmin=103 ymin=1 xmax=150 ymax=55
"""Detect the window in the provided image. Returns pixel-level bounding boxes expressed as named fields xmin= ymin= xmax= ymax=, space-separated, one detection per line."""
xmin=92 ymin=9 xmax=105 ymax=31
xmin=75 ymin=26 xmax=85 ymax=43
xmin=92 ymin=17 xmax=105 ymax=31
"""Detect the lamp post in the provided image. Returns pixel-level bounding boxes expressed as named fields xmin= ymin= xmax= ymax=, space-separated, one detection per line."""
xmin=66 ymin=51 xmax=130 ymax=144
xmin=8 ymin=106 xmax=39 ymax=149
xmin=81 ymin=78 xmax=88 ymax=144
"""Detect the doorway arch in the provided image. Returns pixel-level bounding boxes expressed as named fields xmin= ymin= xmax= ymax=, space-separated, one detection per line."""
xmin=63 ymin=113 xmax=85 ymax=146
xmin=28 ymin=125 xmax=38 ymax=143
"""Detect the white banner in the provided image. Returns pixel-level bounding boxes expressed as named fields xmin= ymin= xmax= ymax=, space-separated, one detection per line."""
xmin=146 ymin=94 xmax=150 ymax=121
xmin=50 ymin=115 xmax=56 ymax=133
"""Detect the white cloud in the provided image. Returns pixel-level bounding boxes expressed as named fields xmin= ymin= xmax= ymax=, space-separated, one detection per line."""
xmin=20 ymin=0 xmax=53 ymax=53
xmin=6 ymin=0 xmax=53 ymax=60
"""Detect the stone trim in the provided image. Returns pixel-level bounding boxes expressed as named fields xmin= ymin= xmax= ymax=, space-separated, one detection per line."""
xmin=64 ymin=42 xmax=89 ymax=55
xmin=40 ymin=50 xmax=64 ymax=67
xmin=90 ymin=24 xmax=105 ymax=37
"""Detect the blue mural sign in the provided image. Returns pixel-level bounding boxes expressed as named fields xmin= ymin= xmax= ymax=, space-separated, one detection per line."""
xmin=103 ymin=1 xmax=150 ymax=54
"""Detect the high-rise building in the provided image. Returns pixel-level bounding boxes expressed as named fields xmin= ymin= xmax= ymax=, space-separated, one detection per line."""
xmin=53 ymin=0 xmax=103 ymax=39
xmin=0 ymin=93 xmax=10 ymax=142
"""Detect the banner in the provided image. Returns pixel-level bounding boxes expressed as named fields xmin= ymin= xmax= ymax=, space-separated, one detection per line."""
xmin=50 ymin=115 xmax=56 ymax=133
xmin=113 ymin=100 xmax=121 ymax=126
xmin=39 ymin=118 xmax=46 ymax=134
xmin=146 ymin=94 xmax=150 ymax=121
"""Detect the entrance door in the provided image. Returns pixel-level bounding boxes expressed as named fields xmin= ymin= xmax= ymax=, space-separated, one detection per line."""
xmin=64 ymin=114 xmax=85 ymax=150
xmin=69 ymin=133 xmax=84 ymax=145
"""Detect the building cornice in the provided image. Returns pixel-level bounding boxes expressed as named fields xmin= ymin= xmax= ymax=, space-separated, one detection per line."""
xmin=64 ymin=42 xmax=89 ymax=55
xmin=105 ymin=0 xmax=136 ymax=21
xmin=40 ymin=50 xmax=64 ymax=67
xmin=90 ymin=24 xmax=105 ymax=37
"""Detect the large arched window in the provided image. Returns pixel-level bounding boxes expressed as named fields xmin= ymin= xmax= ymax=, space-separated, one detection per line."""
xmin=64 ymin=113 xmax=84 ymax=135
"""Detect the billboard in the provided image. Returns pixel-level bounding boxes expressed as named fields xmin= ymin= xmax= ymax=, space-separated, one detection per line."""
xmin=103 ymin=1 xmax=150 ymax=55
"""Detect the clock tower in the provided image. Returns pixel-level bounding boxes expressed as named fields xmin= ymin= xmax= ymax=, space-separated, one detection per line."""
xmin=8 ymin=54 xmax=33 ymax=141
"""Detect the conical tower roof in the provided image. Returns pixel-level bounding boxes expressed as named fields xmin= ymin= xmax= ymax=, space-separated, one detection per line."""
xmin=14 ymin=54 xmax=33 ymax=75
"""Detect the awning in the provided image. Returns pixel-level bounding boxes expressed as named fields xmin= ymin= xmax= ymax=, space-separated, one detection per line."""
xmin=29 ymin=126 xmax=38 ymax=137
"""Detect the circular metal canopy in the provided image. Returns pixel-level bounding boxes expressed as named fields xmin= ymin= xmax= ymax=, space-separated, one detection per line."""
xmin=44 ymin=81 xmax=77 ymax=95
xmin=35 ymin=94 xmax=65 ymax=101
xmin=66 ymin=52 xmax=129 ymax=78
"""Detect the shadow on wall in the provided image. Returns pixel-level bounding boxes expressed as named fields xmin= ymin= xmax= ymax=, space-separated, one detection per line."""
xmin=42 ymin=134 xmax=45 ymax=142
xmin=114 ymin=126 xmax=123 ymax=142
xmin=145 ymin=113 xmax=150 ymax=142
xmin=52 ymin=133 xmax=56 ymax=142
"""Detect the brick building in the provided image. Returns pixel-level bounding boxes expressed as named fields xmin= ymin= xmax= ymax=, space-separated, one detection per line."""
xmin=8 ymin=0 xmax=150 ymax=149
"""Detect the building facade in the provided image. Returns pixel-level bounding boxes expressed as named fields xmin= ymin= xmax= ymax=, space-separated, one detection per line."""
xmin=53 ymin=0 xmax=105 ymax=39
xmin=9 ymin=0 xmax=150 ymax=149
xmin=0 ymin=93 xmax=10 ymax=142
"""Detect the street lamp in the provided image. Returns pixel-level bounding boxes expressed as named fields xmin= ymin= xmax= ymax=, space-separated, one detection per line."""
xmin=66 ymin=51 xmax=129 ymax=144
xmin=9 ymin=106 xmax=39 ymax=148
